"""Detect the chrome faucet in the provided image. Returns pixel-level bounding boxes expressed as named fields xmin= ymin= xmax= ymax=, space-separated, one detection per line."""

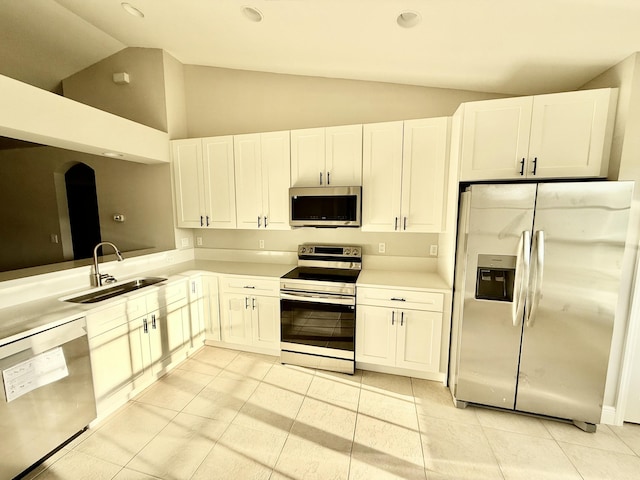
xmin=93 ymin=242 xmax=124 ymax=286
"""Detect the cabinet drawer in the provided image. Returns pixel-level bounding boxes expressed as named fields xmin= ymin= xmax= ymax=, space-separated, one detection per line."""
xmin=221 ymin=276 xmax=279 ymax=296
xmin=357 ymin=286 xmax=443 ymax=312
xmin=147 ymin=280 xmax=188 ymax=311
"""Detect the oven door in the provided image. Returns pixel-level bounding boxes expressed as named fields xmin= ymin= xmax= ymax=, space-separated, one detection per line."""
xmin=280 ymin=291 xmax=355 ymax=360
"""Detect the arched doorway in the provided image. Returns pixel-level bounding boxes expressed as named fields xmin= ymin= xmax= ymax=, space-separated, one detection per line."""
xmin=65 ymin=163 xmax=101 ymax=260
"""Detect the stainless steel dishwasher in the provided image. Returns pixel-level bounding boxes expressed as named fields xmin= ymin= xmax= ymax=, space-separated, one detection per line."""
xmin=0 ymin=317 xmax=97 ymax=479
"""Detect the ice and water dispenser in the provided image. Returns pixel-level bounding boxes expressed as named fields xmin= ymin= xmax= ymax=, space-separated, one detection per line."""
xmin=475 ymin=254 xmax=516 ymax=302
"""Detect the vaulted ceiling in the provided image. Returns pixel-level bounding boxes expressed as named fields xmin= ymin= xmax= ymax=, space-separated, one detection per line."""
xmin=2 ymin=0 xmax=640 ymax=95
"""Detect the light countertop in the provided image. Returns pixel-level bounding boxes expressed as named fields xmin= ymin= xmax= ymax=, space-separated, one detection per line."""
xmin=0 ymin=258 xmax=449 ymax=347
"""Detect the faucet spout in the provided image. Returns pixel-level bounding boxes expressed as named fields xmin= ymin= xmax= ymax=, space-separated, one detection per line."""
xmin=93 ymin=242 xmax=124 ymax=286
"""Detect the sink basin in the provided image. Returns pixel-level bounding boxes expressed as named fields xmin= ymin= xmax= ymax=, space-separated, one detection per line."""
xmin=61 ymin=277 xmax=167 ymax=304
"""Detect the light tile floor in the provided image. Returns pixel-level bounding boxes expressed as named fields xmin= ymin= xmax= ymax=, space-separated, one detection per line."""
xmin=21 ymin=346 xmax=640 ymax=480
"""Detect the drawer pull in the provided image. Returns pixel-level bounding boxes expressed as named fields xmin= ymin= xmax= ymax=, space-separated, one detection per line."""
xmin=244 ymin=286 xmax=256 ymax=289
xmin=390 ymin=297 xmax=406 ymax=302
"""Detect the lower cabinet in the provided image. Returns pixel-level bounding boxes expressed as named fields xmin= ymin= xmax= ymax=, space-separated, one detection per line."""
xmin=219 ymin=275 xmax=280 ymax=354
xmin=86 ymin=278 xmax=191 ymax=420
xmin=202 ymin=275 xmax=221 ymax=342
xmin=356 ymin=286 xmax=444 ymax=380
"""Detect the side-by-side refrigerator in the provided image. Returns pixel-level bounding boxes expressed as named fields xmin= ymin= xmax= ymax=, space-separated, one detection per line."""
xmin=450 ymin=181 xmax=633 ymax=431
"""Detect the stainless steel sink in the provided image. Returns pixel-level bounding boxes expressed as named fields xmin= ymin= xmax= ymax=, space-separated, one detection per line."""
xmin=61 ymin=277 xmax=167 ymax=304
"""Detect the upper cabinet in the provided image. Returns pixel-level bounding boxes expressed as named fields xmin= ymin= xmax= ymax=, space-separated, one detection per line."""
xmin=234 ymin=131 xmax=291 ymax=230
xmin=171 ymin=137 xmax=236 ymax=229
xmin=291 ymin=124 xmax=363 ymax=187
xmin=362 ymin=117 xmax=450 ymax=233
xmin=459 ymin=88 xmax=617 ymax=181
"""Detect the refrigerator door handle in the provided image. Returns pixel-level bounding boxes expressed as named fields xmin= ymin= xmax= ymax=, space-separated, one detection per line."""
xmin=512 ymin=231 xmax=531 ymax=327
xmin=526 ymin=230 xmax=545 ymax=327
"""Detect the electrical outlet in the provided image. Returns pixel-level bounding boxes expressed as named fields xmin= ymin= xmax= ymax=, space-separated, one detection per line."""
xmin=50 ymin=234 xmax=59 ymax=244
xmin=430 ymin=244 xmax=438 ymax=256
xmin=378 ymin=243 xmax=386 ymax=253
xmin=196 ymin=236 xmax=203 ymax=246
xmin=181 ymin=237 xmax=189 ymax=248
xmin=259 ymin=239 xmax=265 ymax=249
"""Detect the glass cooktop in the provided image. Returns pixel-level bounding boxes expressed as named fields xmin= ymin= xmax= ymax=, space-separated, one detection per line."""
xmin=282 ymin=267 xmax=360 ymax=284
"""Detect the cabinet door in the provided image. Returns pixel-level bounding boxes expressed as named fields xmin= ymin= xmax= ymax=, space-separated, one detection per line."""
xmin=261 ymin=131 xmax=291 ymax=230
xmin=202 ymin=136 xmax=237 ymax=228
xmin=361 ymin=121 xmax=404 ymax=232
xmin=401 ymin=118 xmax=450 ymax=232
xmin=355 ymin=305 xmax=396 ymax=366
xmin=459 ymin=96 xmax=533 ymax=181
xmin=234 ymin=133 xmax=263 ymax=229
xmin=528 ymin=88 xmax=614 ymax=178
xmin=325 ymin=124 xmax=363 ymax=186
xmin=291 ymin=127 xmax=325 ymax=186
xmin=221 ymin=294 xmax=251 ymax=345
xmin=251 ymin=295 xmax=280 ymax=350
xmin=171 ymin=139 xmax=204 ymax=228
xmin=395 ymin=309 xmax=442 ymax=372
xmin=188 ymin=277 xmax=206 ymax=349
xmin=152 ymin=303 xmax=187 ymax=374
xmin=88 ymin=318 xmax=148 ymax=415
xmin=203 ymin=275 xmax=221 ymax=341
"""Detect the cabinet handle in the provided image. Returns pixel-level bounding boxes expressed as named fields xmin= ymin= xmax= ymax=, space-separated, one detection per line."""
xmin=319 ymin=172 xmax=323 ymax=185
xmin=403 ymin=217 xmax=407 ymax=230
xmin=532 ymin=157 xmax=538 ymax=175
xmin=257 ymin=216 xmax=261 ymax=228
xmin=327 ymin=171 xmax=330 ymax=185
xmin=252 ymin=298 xmax=256 ymax=310
xmin=200 ymin=215 xmax=204 ymax=227
xmin=192 ymin=282 xmax=196 ymax=294
xmin=206 ymin=215 xmax=210 ymax=227
xmin=264 ymin=216 xmax=268 ymax=228
xmin=519 ymin=158 xmax=525 ymax=176
xmin=245 ymin=297 xmax=249 ymax=309
xmin=394 ymin=217 xmax=398 ymax=231
xmin=152 ymin=314 xmax=157 ymax=329
xmin=143 ymin=318 xmax=148 ymax=334
xmin=391 ymin=311 xmax=395 ymax=325
xmin=400 ymin=311 xmax=404 ymax=327
xmin=244 ymin=285 xmax=255 ymax=289
xmin=390 ymin=297 xmax=406 ymax=302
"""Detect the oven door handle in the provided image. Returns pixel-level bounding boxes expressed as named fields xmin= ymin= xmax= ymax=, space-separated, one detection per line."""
xmin=280 ymin=292 xmax=355 ymax=306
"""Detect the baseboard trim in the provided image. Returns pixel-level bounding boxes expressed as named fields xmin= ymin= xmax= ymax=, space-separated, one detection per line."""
xmin=601 ymin=405 xmax=619 ymax=426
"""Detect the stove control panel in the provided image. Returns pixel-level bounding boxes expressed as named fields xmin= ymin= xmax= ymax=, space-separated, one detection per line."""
xmin=298 ymin=245 xmax=361 ymax=258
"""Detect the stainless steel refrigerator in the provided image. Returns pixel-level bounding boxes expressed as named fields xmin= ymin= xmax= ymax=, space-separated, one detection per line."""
xmin=450 ymin=181 xmax=633 ymax=431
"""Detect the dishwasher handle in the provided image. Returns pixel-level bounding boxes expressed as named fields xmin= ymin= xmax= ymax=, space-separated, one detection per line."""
xmin=1 ymin=317 xmax=88 ymax=359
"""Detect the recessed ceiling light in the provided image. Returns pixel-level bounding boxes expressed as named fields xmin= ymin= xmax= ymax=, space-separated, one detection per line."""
xmin=242 ymin=6 xmax=263 ymax=22
xmin=121 ymin=3 xmax=144 ymax=18
xmin=397 ymin=11 xmax=421 ymax=28
xmin=103 ymin=152 xmax=124 ymax=158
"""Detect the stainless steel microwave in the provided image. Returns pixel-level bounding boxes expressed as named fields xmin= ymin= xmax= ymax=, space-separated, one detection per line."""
xmin=289 ymin=186 xmax=361 ymax=227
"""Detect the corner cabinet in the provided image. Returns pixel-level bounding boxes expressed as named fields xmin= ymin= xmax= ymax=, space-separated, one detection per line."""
xmin=234 ymin=131 xmax=291 ymax=230
xmin=362 ymin=117 xmax=450 ymax=233
xmin=219 ymin=275 xmax=280 ymax=355
xmin=356 ymin=286 xmax=444 ymax=380
xmin=171 ymin=137 xmax=237 ymax=228
xmin=290 ymin=124 xmax=363 ymax=187
xmin=459 ymin=88 xmax=617 ymax=181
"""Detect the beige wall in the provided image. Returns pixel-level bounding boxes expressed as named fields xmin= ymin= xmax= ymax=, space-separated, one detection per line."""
xmin=183 ymin=66 xmax=505 ymax=138
xmin=62 ymin=48 xmax=168 ymax=132
xmin=196 ymin=228 xmax=438 ymax=259
xmin=0 ymin=146 xmax=175 ymax=272
xmin=163 ymin=51 xmax=188 ymax=140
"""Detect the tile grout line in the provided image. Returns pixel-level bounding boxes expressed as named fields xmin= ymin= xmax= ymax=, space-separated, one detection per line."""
xmin=410 ymin=377 xmax=429 ymax=480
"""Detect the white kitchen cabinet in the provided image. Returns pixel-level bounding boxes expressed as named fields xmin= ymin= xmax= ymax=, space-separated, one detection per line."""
xmin=356 ymin=286 xmax=443 ymax=379
xmin=86 ymin=278 xmax=190 ymax=420
xmin=291 ymin=124 xmax=362 ymax=187
xmin=186 ymin=275 xmax=206 ymax=352
xmin=171 ymin=136 xmax=236 ymax=228
xmin=459 ymin=88 xmax=617 ymax=181
xmin=219 ymin=275 xmax=280 ymax=354
xmin=362 ymin=117 xmax=450 ymax=233
xmin=202 ymin=275 xmax=221 ymax=342
xmin=86 ymin=297 xmax=150 ymax=419
xmin=234 ymin=131 xmax=291 ymax=230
